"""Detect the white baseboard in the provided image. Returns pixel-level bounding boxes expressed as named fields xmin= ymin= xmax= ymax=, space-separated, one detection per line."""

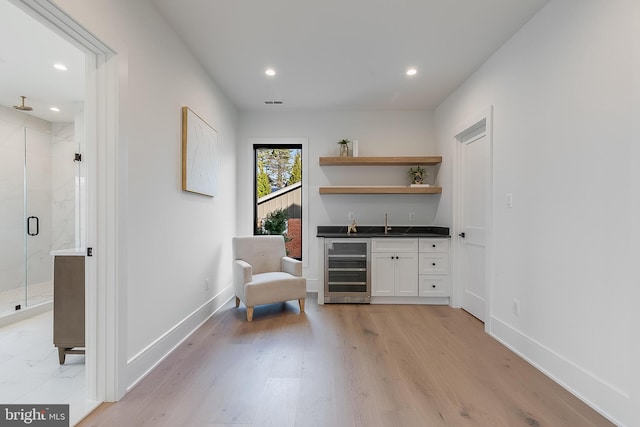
xmin=126 ymin=284 xmax=234 ymax=391
xmin=371 ymin=296 xmax=449 ymax=305
xmin=490 ymin=315 xmax=627 ymax=427
xmin=306 ymin=278 xmax=319 ymax=292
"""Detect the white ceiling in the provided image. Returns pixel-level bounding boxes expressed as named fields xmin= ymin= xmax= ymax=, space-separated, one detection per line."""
xmin=151 ymin=0 xmax=549 ymax=111
xmin=0 ymin=0 xmax=85 ymax=123
xmin=0 ymin=0 xmax=549 ymax=123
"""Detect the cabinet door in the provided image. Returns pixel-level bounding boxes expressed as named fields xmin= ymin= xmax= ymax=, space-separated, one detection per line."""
xmin=53 ymin=256 xmax=85 ymax=348
xmin=396 ymin=253 xmax=419 ymax=296
xmin=371 ymin=252 xmax=395 ymax=296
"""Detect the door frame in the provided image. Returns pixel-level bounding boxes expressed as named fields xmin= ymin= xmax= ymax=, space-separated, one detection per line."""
xmin=13 ymin=0 xmax=122 ymax=401
xmin=452 ymin=106 xmax=494 ymax=333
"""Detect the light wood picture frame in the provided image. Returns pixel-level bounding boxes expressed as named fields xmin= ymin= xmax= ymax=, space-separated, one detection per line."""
xmin=182 ymin=106 xmax=218 ymax=196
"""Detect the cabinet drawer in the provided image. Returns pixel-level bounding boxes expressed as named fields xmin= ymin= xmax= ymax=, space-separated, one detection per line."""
xmin=419 ymin=238 xmax=450 ymax=252
xmin=371 ymin=238 xmax=418 ymax=253
xmin=419 ymin=275 xmax=449 ymax=297
xmin=419 ymin=253 xmax=449 ymax=274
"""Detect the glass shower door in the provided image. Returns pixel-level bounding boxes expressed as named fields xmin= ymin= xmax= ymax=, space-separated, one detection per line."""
xmin=0 ymin=123 xmax=63 ymax=317
xmin=0 ymin=123 xmax=28 ymax=315
xmin=24 ymin=127 xmax=54 ymax=308
xmin=0 ymin=116 xmax=82 ymax=318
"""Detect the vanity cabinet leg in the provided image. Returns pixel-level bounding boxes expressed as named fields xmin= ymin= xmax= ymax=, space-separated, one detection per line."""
xmin=58 ymin=347 xmax=66 ymax=365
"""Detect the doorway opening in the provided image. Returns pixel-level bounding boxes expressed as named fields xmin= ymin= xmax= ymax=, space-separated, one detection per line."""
xmin=0 ymin=0 xmax=97 ymax=422
xmin=0 ymin=0 xmax=86 ymax=321
xmin=253 ymin=144 xmax=303 ymax=260
xmin=5 ymin=0 xmax=120 ymax=415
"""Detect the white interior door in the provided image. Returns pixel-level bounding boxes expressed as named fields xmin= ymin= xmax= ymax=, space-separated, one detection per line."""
xmin=460 ymin=124 xmax=489 ymax=322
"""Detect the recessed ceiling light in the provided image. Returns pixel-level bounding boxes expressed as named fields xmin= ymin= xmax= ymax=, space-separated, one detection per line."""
xmin=50 ymin=107 xmax=60 ymax=112
xmin=265 ymin=68 xmax=276 ymax=77
xmin=406 ymin=68 xmax=417 ymax=76
xmin=53 ymin=63 xmax=68 ymax=71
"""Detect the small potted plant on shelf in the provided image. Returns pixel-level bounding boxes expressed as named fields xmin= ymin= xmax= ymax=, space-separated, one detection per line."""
xmin=337 ymin=139 xmax=350 ymax=157
xmin=408 ymin=166 xmax=427 ymax=185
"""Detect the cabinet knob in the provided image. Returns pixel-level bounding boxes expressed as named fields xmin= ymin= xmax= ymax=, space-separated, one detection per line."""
xmin=432 ymin=262 xmax=436 ymax=266
xmin=432 ymin=285 xmax=436 ymax=288
xmin=432 ymin=244 xmax=436 ymax=248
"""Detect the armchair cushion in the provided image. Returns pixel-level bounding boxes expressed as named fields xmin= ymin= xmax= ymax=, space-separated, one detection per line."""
xmin=243 ymin=272 xmax=306 ymax=307
xmin=232 ymin=235 xmax=307 ymax=321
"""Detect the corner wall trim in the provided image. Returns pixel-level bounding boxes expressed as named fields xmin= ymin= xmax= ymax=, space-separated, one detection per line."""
xmin=126 ymin=284 xmax=234 ymax=391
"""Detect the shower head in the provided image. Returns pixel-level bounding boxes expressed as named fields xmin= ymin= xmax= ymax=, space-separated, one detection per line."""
xmin=13 ymin=96 xmax=33 ymax=111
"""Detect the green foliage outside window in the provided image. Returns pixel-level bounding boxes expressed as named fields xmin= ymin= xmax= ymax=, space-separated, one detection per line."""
xmin=258 ymin=208 xmax=290 ymax=241
xmin=256 ymin=148 xmax=301 ymax=199
xmin=287 ymin=151 xmax=302 ymax=186
xmin=257 ymin=161 xmax=271 ymax=198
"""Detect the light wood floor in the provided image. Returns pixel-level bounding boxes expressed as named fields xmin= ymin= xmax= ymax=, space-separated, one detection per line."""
xmin=78 ymin=295 xmax=613 ymax=427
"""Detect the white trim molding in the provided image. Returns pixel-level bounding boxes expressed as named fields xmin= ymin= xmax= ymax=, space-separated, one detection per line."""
xmin=491 ymin=316 xmax=627 ymax=427
xmin=248 ymin=137 xmax=310 ymax=265
xmin=126 ymin=285 xmax=234 ymax=390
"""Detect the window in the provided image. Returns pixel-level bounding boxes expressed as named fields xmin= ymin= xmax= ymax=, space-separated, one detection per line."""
xmin=253 ymin=144 xmax=302 ymax=259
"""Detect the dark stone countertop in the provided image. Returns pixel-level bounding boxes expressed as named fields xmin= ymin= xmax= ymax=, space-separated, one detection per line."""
xmin=317 ymin=225 xmax=450 ymax=238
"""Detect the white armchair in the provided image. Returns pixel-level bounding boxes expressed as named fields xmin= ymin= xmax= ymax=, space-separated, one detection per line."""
xmin=232 ymin=235 xmax=307 ymax=321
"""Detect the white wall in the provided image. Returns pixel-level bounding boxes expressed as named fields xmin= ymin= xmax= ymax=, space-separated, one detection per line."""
xmin=238 ymin=110 xmax=442 ymax=289
xmin=54 ymin=0 xmax=239 ymax=391
xmin=435 ymin=1 xmax=639 ymax=425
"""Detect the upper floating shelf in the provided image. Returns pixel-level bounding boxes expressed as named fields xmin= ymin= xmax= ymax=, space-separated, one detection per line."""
xmin=319 ymin=186 xmax=442 ymax=194
xmin=319 ymin=156 xmax=442 ymax=166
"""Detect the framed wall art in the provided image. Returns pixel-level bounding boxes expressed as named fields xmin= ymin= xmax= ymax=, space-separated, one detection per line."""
xmin=181 ymin=106 xmax=218 ymax=197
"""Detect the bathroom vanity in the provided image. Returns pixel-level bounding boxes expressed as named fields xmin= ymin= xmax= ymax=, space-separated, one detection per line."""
xmin=50 ymin=249 xmax=85 ymax=364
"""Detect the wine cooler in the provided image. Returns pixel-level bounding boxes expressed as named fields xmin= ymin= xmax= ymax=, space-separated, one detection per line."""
xmin=324 ymin=239 xmax=370 ymax=303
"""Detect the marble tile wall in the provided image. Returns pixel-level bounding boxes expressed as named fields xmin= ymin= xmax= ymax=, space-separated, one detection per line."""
xmin=51 ymin=122 xmax=77 ymax=251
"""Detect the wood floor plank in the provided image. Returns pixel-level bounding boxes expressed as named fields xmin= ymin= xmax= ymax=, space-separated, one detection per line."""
xmin=78 ymin=296 xmax=614 ymax=427
xmin=253 ymin=378 xmax=301 ymax=427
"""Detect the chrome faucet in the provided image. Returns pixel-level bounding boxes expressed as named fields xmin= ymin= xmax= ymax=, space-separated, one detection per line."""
xmin=384 ymin=213 xmax=391 ymax=234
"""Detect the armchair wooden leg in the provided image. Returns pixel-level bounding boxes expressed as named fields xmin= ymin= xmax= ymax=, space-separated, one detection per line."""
xmin=298 ymin=298 xmax=305 ymax=313
xmin=247 ymin=307 xmax=254 ymax=321
xmin=235 ymin=296 xmax=240 ymax=307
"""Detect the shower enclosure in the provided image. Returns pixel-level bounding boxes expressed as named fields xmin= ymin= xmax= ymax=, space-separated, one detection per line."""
xmin=0 ymin=106 xmax=83 ymax=319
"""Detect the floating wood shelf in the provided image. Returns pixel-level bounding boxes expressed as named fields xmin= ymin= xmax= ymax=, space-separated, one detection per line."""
xmin=319 ymin=156 xmax=442 ymax=166
xmin=319 ymin=156 xmax=443 ymax=195
xmin=319 ymin=186 xmax=442 ymax=194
